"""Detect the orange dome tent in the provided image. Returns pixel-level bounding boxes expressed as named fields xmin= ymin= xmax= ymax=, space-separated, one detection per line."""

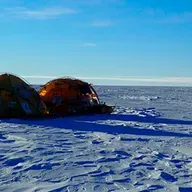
xmin=39 ymin=77 xmax=114 ymax=116
xmin=0 ymin=73 xmax=49 ymax=118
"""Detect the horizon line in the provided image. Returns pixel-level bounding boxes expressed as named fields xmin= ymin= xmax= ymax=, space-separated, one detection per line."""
xmin=18 ymin=75 xmax=192 ymax=86
xmin=1 ymin=73 xmax=192 ymax=85
xmin=20 ymin=75 xmax=192 ymax=84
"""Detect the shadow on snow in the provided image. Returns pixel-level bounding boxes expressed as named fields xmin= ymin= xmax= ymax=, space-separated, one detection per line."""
xmin=1 ymin=113 xmax=192 ymax=138
xmin=81 ymin=114 xmax=192 ymax=125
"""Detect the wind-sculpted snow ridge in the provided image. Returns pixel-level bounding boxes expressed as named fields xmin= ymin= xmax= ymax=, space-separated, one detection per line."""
xmin=119 ymin=95 xmax=160 ymax=101
xmin=113 ymin=106 xmax=161 ymax=117
xmin=1 ymin=86 xmax=192 ymax=192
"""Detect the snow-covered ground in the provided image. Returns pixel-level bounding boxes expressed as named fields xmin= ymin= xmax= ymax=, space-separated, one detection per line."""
xmin=0 ymin=86 xmax=192 ymax=192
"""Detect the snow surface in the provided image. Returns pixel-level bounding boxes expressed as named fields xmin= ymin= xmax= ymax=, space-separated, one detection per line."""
xmin=0 ymin=85 xmax=192 ymax=192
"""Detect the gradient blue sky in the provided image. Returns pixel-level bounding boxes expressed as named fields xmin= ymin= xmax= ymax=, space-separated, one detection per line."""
xmin=0 ymin=0 xmax=192 ymax=85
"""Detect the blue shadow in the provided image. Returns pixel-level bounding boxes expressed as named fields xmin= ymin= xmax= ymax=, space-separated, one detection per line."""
xmin=77 ymin=114 xmax=192 ymax=126
xmin=1 ymin=113 xmax=192 ymax=138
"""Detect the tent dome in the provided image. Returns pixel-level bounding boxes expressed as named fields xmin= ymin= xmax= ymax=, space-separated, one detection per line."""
xmin=39 ymin=77 xmax=112 ymax=115
xmin=39 ymin=77 xmax=100 ymax=105
xmin=0 ymin=73 xmax=49 ymax=118
xmin=39 ymin=77 xmax=114 ymax=116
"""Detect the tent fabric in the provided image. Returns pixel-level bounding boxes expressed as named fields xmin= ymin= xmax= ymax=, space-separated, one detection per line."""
xmin=0 ymin=73 xmax=49 ymax=118
xmin=39 ymin=78 xmax=100 ymax=106
xmin=39 ymin=78 xmax=102 ymax=115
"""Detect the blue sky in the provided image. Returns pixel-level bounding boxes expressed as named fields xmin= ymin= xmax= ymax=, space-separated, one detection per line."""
xmin=0 ymin=0 xmax=192 ymax=86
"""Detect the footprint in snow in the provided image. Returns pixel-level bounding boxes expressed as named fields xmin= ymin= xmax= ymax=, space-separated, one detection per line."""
xmin=0 ymin=134 xmax=6 ymax=140
xmin=179 ymin=187 xmax=192 ymax=192
xmin=92 ymin=140 xmax=103 ymax=144
xmin=3 ymin=157 xmax=25 ymax=166
xmin=160 ymin=171 xmax=177 ymax=182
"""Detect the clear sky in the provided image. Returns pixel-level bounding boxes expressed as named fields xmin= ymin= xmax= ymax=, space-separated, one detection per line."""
xmin=0 ymin=0 xmax=192 ymax=86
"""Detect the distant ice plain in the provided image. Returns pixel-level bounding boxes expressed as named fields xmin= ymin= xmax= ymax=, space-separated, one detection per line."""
xmin=0 ymin=86 xmax=192 ymax=192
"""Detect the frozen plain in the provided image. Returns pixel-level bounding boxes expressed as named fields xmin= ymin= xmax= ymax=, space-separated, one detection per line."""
xmin=0 ymin=85 xmax=192 ymax=192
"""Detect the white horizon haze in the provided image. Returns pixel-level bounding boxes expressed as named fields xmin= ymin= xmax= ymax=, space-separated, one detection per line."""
xmin=20 ymin=75 xmax=192 ymax=86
